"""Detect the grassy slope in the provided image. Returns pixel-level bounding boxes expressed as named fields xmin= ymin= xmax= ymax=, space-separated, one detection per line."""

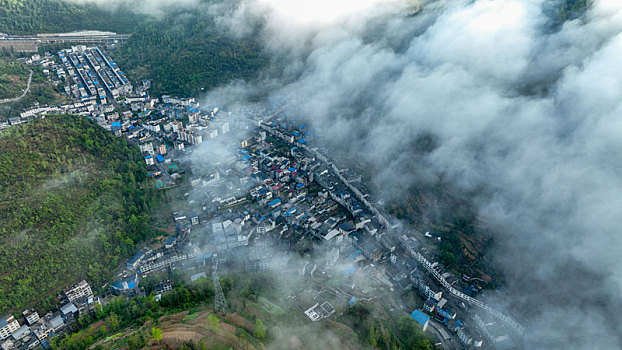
xmin=0 ymin=115 xmax=156 ymax=313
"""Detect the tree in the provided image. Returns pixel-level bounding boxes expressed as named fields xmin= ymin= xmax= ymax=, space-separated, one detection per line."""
xmin=253 ymin=318 xmax=266 ymax=339
xmin=127 ymin=333 xmax=146 ymax=350
xmin=151 ymin=327 xmax=163 ymax=344
xmin=105 ymin=313 xmax=119 ymax=331
xmin=207 ymin=314 xmax=220 ymax=332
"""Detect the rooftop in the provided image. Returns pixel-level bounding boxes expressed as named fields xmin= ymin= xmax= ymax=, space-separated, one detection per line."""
xmin=410 ymin=309 xmax=430 ymax=326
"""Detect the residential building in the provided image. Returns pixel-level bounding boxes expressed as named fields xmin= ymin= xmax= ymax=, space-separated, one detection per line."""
xmin=62 ymin=280 xmax=93 ymax=304
xmin=0 ymin=316 xmax=19 ymax=340
xmin=21 ymin=310 xmax=39 ymax=326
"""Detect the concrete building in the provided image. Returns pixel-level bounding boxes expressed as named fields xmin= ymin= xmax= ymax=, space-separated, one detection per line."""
xmin=0 ymin=316 xmax=20 ymax=340
xmin=126 ymin=251 xmax=145 ymax=270
xmin=60 ymin=303 xmax=78 ymax=316
xmin=62 ymin=280 xmax=93 ymax=304
xmin=21 ymin=310 xmax=39 ymax=326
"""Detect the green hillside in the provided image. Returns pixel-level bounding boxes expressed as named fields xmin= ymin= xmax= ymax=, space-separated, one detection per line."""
xmin=0 ymin=115 xmax=158 ymax=313
xmin=0 ymin=57 xmax=67 ymax=119
xmin=114 ymin=9 xmax=267 ymax=97
xmin=0 ymin=0 xmax=144 ymax=35
xmin=56 ymin=273 xmax=434 ymax=350
xmin=0 ymin=57 xmax=30 ymax=99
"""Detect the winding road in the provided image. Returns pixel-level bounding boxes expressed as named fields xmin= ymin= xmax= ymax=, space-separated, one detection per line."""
xmin=0 ymin=70 xmax=33 ymax=105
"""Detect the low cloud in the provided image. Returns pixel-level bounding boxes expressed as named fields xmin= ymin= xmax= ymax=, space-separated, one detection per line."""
xmin=205 ymin=0 xmax=622 ymax=348
xmin=64 ymin=0 xmax=201 ymax=15
xmin=65 ymin=0 xmax=622 ymax=347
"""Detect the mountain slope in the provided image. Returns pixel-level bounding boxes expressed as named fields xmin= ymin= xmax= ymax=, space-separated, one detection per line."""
xmin=0 ymin=0 xmax=144 ymax=35
xmin=0 ymin=115 xmax=157 ymax=313
xmin=114 ymin=9 xmax=267 ymax=97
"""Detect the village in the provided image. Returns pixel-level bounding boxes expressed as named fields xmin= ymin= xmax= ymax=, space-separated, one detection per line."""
xmin=0 ymin=45 xmax=523 ymax=350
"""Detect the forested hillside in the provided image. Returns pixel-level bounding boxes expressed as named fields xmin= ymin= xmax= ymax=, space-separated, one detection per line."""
xmin=0 ymin=115 xmax=158 ymax=313
xmin=114 ymin=9 xmax=267 ymax=97
xmin=0 ymin=0 xmax=144 ymax=34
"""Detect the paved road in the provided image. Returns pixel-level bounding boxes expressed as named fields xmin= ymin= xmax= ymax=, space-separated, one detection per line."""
xmin=428 ymin=320 xmax=459 ymax=350
xmin=0 ymin=70 xmax=33 ymax=105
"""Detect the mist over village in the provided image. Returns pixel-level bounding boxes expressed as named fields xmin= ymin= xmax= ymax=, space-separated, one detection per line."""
xmin=0 ymin=1 xmax=620 ymax=350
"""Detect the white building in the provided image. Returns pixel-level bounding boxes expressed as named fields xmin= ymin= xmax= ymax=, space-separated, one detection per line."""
xmin=0 ymin=315 xmax=20 ymax=340
xmin=63 ymin=280 xmax=93 ymax=304
xmin=22 ymin=310 xmax=39 ymax=326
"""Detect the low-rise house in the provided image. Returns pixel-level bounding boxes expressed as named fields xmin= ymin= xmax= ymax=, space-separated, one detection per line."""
xmin=59 ymin=304 xmax=77 ymax=316
xmin=48 ymin=315 xmax=63 ymax=332
xmin=10 ymin=325 xmax=29 ymax=341
xmin=30 ymin=318 xmax=53 ymax=341
xmin=126 ymin=251 xmax=145 ymax=270
xmin=111 ymin=274 xmax=140 ymax=296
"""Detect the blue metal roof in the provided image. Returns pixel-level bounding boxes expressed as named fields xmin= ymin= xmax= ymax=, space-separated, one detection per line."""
xmin=344 ymin=266 xmax=357 ymax=276
xmin=127 ymin=251 xmax=144 ymax=264
xmin=111 ymin=275 xmax=138 ymax=290
xmin=0 ymin=315 xmax=8 ymax=328
xmin=349 ymin=250 xmax=362 ymax=259
xmin=410 ymin=310 xmax=430 ymax=326
xmin=156 ymin=154 xmax=165 ymax=163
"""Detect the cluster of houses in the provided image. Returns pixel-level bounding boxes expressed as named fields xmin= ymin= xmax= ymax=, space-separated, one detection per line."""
xmin=2 ymin=46 xmax=230 ymax=165
xmin=1 ymin=43 xmax=520 ymax=348
xmin=56 ymin=45 xmax=132 ymax=103
xmin=0 ymin=281 xmax=98 ymax=350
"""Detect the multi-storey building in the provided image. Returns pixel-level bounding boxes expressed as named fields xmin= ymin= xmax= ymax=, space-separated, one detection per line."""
xmin=22 ymin=310 xmax=39 ymax=326
xmin=0 ymin=315 xmax=20 ymax=340
xmin=62 ymin=280 xmax=93 ymax=304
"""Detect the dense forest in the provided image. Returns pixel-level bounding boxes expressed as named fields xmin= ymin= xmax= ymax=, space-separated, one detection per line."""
xmin=0 ymin=0 xmax=144 ymax=35
xmin=0 ymin=115 xmax=159 ymax=313
xmin=114 ymin=8 xmax=267 ymax=97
